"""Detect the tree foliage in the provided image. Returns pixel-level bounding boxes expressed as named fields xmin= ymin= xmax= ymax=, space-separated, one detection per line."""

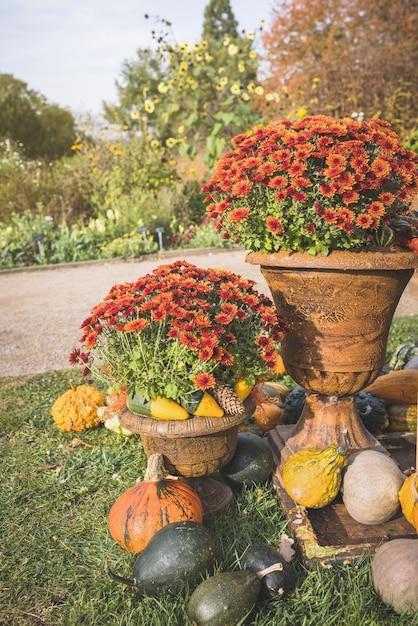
xmin=202 ymin=0 xmax=240 ymax=40
xmin=0 ymin=74 xmax=77 ymax=160
xmin=260 ymin=0 xmax=418 ymax=138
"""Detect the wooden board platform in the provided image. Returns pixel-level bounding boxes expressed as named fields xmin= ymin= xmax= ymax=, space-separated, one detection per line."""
xmin=268 ymin=427 xmax=416 ymax=568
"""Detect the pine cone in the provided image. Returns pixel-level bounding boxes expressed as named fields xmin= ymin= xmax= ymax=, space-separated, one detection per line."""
xmin=208 ymin=380 xmax=245 ymax=416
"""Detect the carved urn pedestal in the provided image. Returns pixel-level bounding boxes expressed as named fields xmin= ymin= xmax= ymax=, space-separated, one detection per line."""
xmin=120 ymin=401 xmax=254 ymax=517
xmin=247 ymin=248 xmax=418 ymax=565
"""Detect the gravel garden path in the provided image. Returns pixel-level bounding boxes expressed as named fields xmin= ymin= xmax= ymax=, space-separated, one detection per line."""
xmin=0 ymin=248 xmax=417 ymax=378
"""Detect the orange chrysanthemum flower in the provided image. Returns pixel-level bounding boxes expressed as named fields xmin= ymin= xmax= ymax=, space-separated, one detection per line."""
xmin=194 ymin=372 xmax=216 ymax=390
xmin=228 ymin=207 xmax=250 ymax=222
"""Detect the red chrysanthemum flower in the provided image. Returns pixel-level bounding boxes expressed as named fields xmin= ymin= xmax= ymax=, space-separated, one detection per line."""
xmin=323 ymin=208 xmax=338 ymax=224
xmin=194 ymin=372 xmax=216 ymax=390
xmin=266 ymin=216 xmax=283 ymax=234
xmin=123 ymin=319 xmax=150 ymax=333
xmin=232 ymin=179 xmax=253 ymax=197
xmin=228 ymin=207 xmax=250 ymax=222
xmin=356 ymin=214 xmax=374 ymax=228
xmin=367 ymin=201 xmax=386 ymax=218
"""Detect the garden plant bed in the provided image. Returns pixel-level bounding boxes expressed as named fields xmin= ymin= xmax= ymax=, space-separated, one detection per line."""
xmin=269 ymin=427 xmax=416 ymax=568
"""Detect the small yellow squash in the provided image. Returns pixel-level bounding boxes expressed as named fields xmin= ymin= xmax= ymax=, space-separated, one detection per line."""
xmin=282 ymin=441 xmax=348 ymax=509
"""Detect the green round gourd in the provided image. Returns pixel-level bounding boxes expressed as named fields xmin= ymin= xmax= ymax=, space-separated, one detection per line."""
xmin=107 ymin=521 xmax=217 ymax=597
xmin=284 ymin=387 xmax=388 ymax=434
xmin=242 ymin=543 xmax=294 ymax=599
xmin=187 ymin=569 xmax=261 ymax=626
xmin=220 ymin=432 xmax=273 ymax=488
xmin=389 ymin=342 xmax=418 ymax=370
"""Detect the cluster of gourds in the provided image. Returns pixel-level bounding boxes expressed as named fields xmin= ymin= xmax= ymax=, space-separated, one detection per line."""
xmin=106 ymin=444 xmax=296 ymax=625
xmin=281 ymin=348 xmax=418 ymax=435
xmin=363 ymin=341 xmax=418 ymax=432
xmin=282 ymin=422 xmax=418 ymax=615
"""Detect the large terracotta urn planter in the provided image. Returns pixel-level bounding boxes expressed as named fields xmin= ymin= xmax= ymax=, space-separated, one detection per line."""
xmin=247 ymin=248 xmax=417 ymax=460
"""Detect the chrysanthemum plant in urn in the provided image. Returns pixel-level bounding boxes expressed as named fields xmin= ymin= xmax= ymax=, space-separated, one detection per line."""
xmin=202 ymin=115 xmax=418 ymax=462
xmin=71 ymin=260 xmax=287 ymax=415
xmin=70 ymin=261 xmax=288 ymax=512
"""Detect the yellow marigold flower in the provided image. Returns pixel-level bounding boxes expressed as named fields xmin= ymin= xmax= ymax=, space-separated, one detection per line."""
xmin=312 ymin=77 xmax=320 ymax=83
xmin=238 ymin=61 xmax=245 ymax=73
xmin=218 ymin=66 xmax=225 ymax=74
xmin=247 ymin=82 xmax=256 ymax=93
xmin=144 ymin=100 xmax=155 ymax=113
xmin=249 ymin=50 xmax=257 ymax=59
xmin=205 ymin=53 xmax=213 ymax=62
xmin=195 ymin=53 xmax=203 ymax=61
xmin=297 ymin=106 xmax=308 ymax=119
xmin=228 ymin=44 xmax=239 ymax=56
xmin=178 ymin=125 xmax=185 ymax=134
xmin=131 ymin=109 xmax=140 ymax=119
xmin=230 ymin=83 xmax=241 ymax=95
xmin=158 ymin=82 xmax=168 ymax=93
xmin=247 ymin=32 xmax=255 ymax=40
xmin=241 ymin=92 xmax=250 ymax=101
xmin=166 ymin=137 xmax=177 ymax=148
xmin=223 ymin=36 xmax=230 ymax=46
xmin=254 ymin=85 xmax=264 ymax=95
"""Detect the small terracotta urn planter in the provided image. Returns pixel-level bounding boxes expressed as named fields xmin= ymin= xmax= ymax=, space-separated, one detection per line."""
xmin=120 ymin=398 xmax=255 ymax=516
xmin=247 ymin=247 xmax=418 ymax=464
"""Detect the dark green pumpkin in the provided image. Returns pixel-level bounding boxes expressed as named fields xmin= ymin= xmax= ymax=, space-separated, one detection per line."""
xmin=187 ymin=569 xmax=261 ymax=626
xmin=242 ymin=543 xmax=295 ymax=599
xmin=107 ymin=521 xmax=217 ymax=597
xmin=126 ymin=388 xmax=152 ymax=416
xmin=284 ymin=387 xmax=388 ymax=434
xmin=220 ymin=432 xmax=273 ymax=488
xmin=389 ymin=342 xmax=418 ymax=370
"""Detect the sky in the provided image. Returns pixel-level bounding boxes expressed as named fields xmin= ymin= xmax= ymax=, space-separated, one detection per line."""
xmin=0 ymin=0 xmax=277 ymax=119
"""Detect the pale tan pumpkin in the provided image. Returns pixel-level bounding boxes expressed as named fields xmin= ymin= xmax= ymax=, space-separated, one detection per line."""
xmin=342 ymin=450 xmax=405 ymax=525
xmin=372 ymin=538 xmax=418 ymax=615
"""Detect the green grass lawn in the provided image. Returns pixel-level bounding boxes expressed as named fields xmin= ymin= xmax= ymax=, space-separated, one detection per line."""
xmin=1 ymin=317 xmax=417 ymax=625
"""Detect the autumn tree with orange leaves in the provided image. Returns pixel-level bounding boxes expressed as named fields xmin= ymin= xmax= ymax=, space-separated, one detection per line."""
xmin=259 ymin=0 xmax=418 ymax=140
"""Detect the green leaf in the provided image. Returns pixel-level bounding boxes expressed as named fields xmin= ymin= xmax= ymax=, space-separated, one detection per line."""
xmin=211 ymin=122 xmax=224 ymax=137
xmin=164 ymin=381 xmax=178 ymax=399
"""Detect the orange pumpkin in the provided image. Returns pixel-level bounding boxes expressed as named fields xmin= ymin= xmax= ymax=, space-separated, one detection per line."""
xmin=108 ymin=453 xmax=203 ymax=553
xmin=399 ymin=473 xmax=418 ymax=532
xmin=253 ymin=402 xmax=285 ymax=432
